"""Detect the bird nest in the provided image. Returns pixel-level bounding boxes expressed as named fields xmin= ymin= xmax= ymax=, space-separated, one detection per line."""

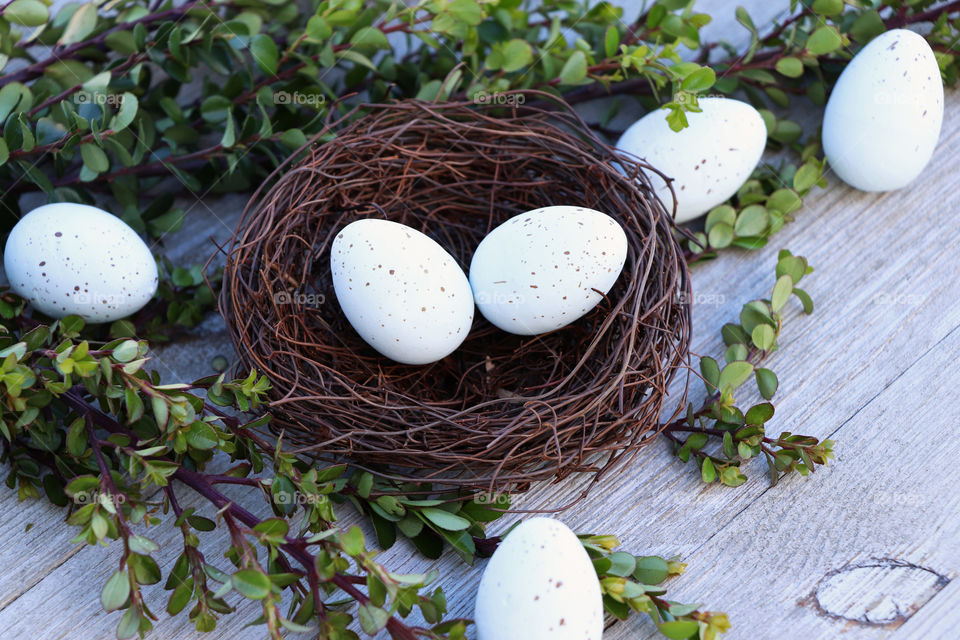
xmin=220 ymin=91 xmax=691 ymax=492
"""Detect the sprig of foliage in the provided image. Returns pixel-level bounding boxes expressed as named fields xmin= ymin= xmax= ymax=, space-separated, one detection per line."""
xmin=0 ymin=303 xmax=471 ymax=639
xmin=663 ymin=250 xmax=835 ymax=485
xmin=1 ymin=0 xmax=957 ymax=254
xmin=0 ymin=293 xmax=727 ymax=639
xmin=582 ymin=534 xmax=730 ymax=640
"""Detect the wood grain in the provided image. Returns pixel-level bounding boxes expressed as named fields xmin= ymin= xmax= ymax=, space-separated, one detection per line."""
xmin=1 ymin=1 xmax=958 ymax=638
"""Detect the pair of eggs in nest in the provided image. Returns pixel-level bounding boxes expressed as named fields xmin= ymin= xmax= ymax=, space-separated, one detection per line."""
xmin=330 ymin=205 xmax=628 ymax=365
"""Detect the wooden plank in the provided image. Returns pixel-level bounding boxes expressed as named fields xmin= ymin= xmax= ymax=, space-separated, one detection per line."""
xmin=3 ymin=3 xmax=960 ymax=639
xmin=891 ymin=577 xmax=960 ymax=639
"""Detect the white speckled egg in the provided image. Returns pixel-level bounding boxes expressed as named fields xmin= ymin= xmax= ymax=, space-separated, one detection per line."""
xmin=616 ymin=97 xmax=767 ymax=223
xmin=822 ymin=29 xmax=943 ymax=191
xmin=3 ymin=203 xmax=158 ymax=323
xmin=468 ymin=206 xmax=627 ymax=336
xmin=330 ymin=219 xmax=474 ymax=365
xmin=475 ymin=517 xmax=603 ymax=640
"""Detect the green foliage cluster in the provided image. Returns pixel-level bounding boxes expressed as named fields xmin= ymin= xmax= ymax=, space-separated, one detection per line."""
xmin=0 ymin=0 xmax=956 ymax=254
xmin=664 ymin=251 xmax=835 ymax=486
xmin=0 ymin=294 xmax=725 ymax=639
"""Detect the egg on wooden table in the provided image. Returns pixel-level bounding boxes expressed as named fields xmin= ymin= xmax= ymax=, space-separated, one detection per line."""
xmin=474 ymin=517 xmax=603 ymax=640
xmin=3 ymin=203 xmax=158 ymax=323
xmin=822 ymin=29 xmax=943 ymax=192
xmin=330 ymin=219 xmax=474 ymax=365
xmin=468 ymin=206 xmax=627 ymax=336
xmin=616 ymin=97 xmax=767 ymax=223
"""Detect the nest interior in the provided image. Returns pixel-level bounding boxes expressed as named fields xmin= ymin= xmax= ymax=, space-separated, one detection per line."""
xmin=221 ymin=92 xmax=691 ymax=491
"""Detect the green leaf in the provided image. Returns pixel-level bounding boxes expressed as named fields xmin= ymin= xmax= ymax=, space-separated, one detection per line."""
xmin=793 ymin=287 xmax=814 ymax=314
xmin=659 ymin=619 xmax=700 ymax=639
xmin=806 ymin=26 xmax=842 ymax=55
xmin=772 ymin=119 xmax=802 ymax=144
xmin=448 ymin=0 xmax=483 ymax=25
xmin=110 ymin=93 xmax=138 ymax=133
xmin=101 ymin=570 xmax=130 ymax=611
xmin=633 ymin=556 xmax=669 ymax=585
xmin=421 ymin=507 xmax=471 ymax=531
xmin=681 ymin=66 xmax=715 ymax=93
xmin=340 ymin=525 xmax=365 ymax=555
xmin=79 ymin=143 xmax=109 ymax=174
xmin=751 ymin=324 xmax=776 ymax=351
xmin=305 ymin=16 xmax=332 ymax=41
xmin=250 ymin=34 xmax=279 ymax=75
xmin=5 ymin=0 xmax=49 ymax=26
xmin=718 ymin=361 xmax=753 ymax=391
xmin=127 ymin=535 xmax=159 ymax=555
xmin=776 ymin=255 xmax=808 ymax=283
xmin=606 ymin=551 xmax=637 ymax=577
xmin=701 ymin=457 xmax=716 ymax=483
xmin=775 ymin=56 xmax=804 ymax=78
xmin=116 ymin=607 xmax=140 ymax=640
xmin=501 ymin=39 xmax=533 ymax=73
xmin=232 ymin=569 xmax=271 ymax=599
xmin=755 ymin=368 xmax=778 ymax=400
xmin=66 ymin=475 xmax=99 ymax=496
xmin=356 ymin=472 xmax=373 ymax=499
xmin=185 ymin=422 xmax=218 ymax=450
xmin=112 ymin=340 xmax=139 ymax=363
xmin=187 ymin=515 xmax=216 ymax=532
xmin=604 ymin=25 xmax=619 ymax=58
xmin=708 ymin=222 xmax=734 ymax=249
xmin=559 ymin=50 xmax=588 ymax=85
xmin=734 ymin=205 xmax=768 ymax=237
xmin=766 ymin=188 xmax=801 ymax=214
xmin=350 ymin=26 xmax=390 ymax=50
xmin=685 ymin=433 xmax=708 ymax=450
xmin=812 ymin=0 xmax=844 ymax=16
xmin=700 ymin=356 xmax=720 ymax=393
xmin=105 ymin=30 xmax=137 ymax=54
xmin=167 ymin=583 xmax=192 ymax=615
xmin=0 ymin=139 xmax=8 ymax=166
xmin=793 ymin=162 xmax=820 ymax=192
xmin=705 ymin=205 xmax=736 ymax=233
xmin=129 ymin=553 xmax=161 ymax=585
xmin=771 ymin=274 xmax=793 ymax=312
xmin=60 ymin=3 xmax=98 ymax=45
xmin=745 ymin=402 xmax=774 ymax=425
xmin=850 ymin=10 xmax=885 ymax=44
xmin=720 ymin=466 xmax=747 ymax=487
xmin=254 ymin=517 xmax=289 ymax=538
xmin=358 ymin=603 xmax=390 ymax=634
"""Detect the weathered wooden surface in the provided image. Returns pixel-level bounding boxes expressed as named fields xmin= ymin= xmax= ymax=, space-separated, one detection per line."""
xmin=1 ymin=1 xmax=959 ymax=638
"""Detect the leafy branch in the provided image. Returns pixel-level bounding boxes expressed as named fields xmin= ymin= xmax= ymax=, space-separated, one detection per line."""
xmin=0 ymin=294 xmax=727 ymax=639
xmin=663 ymin=250 xmax=835 ymax=486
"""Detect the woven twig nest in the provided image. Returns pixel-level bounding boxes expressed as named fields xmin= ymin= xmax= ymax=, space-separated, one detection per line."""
xmin=221 ymin=91 xmax=691 ymax=491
